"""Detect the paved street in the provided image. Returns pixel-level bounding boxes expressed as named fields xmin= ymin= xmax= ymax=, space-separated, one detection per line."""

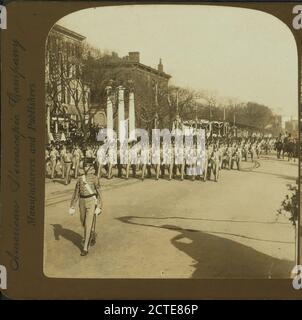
xmin=44 ymin=155 xmax=298 ymax=279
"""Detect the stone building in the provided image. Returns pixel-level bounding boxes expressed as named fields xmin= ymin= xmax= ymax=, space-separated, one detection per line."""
xmin=45 ymin=24 xmax=90 ymax=137
xmin=92 ymin=51 xmax=172 ymax=130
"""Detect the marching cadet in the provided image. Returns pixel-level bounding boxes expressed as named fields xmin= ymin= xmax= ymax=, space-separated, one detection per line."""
xmin=214 ymin=145 xmax=221 ymax=181
xmin=221 ymin=145 xmax=231 ymax=170
xmin=256 ymin=142 xmax=261 ymax=159
xmin=126 ymin=141 xmax=137 ymax=179
xmin=168 ymin=142 xmax=175 ymax=181
xmin=96 ymin=142 xmax=106 ymax=179
xmin=107 ymin=142 xmax=115 ymax=179
xmin=195 ymin=145 xmax=204 ymax=181
xmin=231 ymin=146 xmax=241 ymax=170
xmin=118 ymin=140 xmax=130 ymax=179
xmin=263 ymin=140 xmax=269 ymax=155
xmin=187 ymin=143 xmax=196 ymax=181
xmin=85 ymin=145 xmax=95 ymax=165
xmin=237 ymin=144 xmax=242 ymax=170
xmin=69 ymin=159 xmax=103 ymax=256
xmin=161 ymin=142 xmax=173 ymax=180
xmin=230 ymin=145 xmax=236 ymax=168
xmin=73 ymin=145 xmax=83 ymax=179
xmin=218 ymin=144 xmax=224 ymax=170
xmin=174 ymin=144 xmax=185 ymax=181
xmin=242 ymin=143 xmax=248 ymax=162
xmin=179 ymin=155 xmax=185 ymax=181
xmin=196 ymin=144 xmax=204 ymax=181
xmin=62 ymin=147 xmax=73 ymax=185
xmin=250 ymin=143 xmax=257 ymax=162
xmin=124 ymin=141 xmax=131 ymax=180
xmin=202 ymin=145 xmax=209 ymax=181
xmin=141 ymin=143 xmax=151 ymax=181
xmin=49 ymin=145 xmax=59 ymax=179
xmin=204 ymin=143 xmax=213 ymax=180
xmin=208 ymin=145 xmax=220 ymax=182
xmin=152 ymin=141 xmax=161 ymax=181
xmin=60 ymin=144 xmax=67 ymax=179
xmin=160 ymin=142 xmax=165 ymax=179
xmin=116 ymin=142 xmax=122 ymax=178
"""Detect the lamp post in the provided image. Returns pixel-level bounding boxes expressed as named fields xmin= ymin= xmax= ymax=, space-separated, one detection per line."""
xmin=170 ymin=87 xmax=181 ymax=132
xmin=155 ymin=81 xmax=159 ymax=127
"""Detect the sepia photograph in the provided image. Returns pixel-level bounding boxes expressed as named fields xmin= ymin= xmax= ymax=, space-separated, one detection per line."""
xmin=43 ymin=4 xmax=299 ymax=279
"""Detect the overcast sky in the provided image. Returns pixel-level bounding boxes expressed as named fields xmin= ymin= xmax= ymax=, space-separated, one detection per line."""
xmin=57 ymin=5 xmax=298 ymax=120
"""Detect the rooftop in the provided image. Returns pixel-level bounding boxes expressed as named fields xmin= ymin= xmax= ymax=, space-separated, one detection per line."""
xmin=52 ymin=24 xmax=86 ymax=42
xmin=101 ymin=52 xmax=171 ymax=80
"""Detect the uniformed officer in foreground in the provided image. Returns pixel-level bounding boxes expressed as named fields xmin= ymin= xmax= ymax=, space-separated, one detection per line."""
xmin=69 ymin=159 xmax=103 ymax=256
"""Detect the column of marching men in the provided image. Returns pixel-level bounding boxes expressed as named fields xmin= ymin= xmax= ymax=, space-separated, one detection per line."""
xmin=45 ymin=135 xmax=295 ymax=185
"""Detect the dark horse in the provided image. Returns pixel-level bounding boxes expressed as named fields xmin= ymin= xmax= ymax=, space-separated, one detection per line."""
xmin=278 ymin=136 xmax=296 ymax=161
xmin=285 ymin=139 xmax=297 ymax=161
xmin=275 ymin=139 xmax=283 ymax=159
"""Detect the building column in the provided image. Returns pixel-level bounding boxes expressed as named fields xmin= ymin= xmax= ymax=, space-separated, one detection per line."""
xmin=106 ymin=86 xmax=114 ymax=141
xmin=129 ymin=89 xmax=136 ymax=141
xmin=118 ymin=85 xmax=126 ymax=143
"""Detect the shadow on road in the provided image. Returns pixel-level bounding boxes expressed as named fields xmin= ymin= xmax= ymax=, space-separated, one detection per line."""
xmin=117 ymin=216 xmax=294 ymax=278
xmin=51 ymin=224 xmax=82 ymax=252
xmin=119 ymin=215 xmax=289 ymax=226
